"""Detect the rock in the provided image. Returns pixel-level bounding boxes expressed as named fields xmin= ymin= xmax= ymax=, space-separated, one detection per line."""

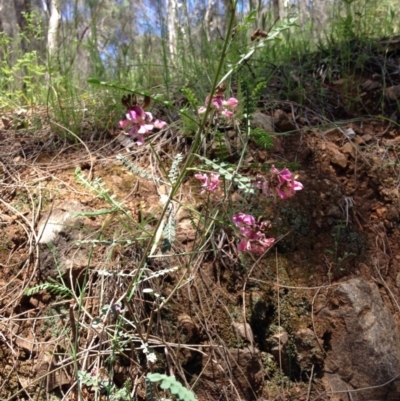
xmin=294 ymin=328 xmax=324 ymax=374
xmin=362 ymin=133 xmax=373 ymax=142
xmin=251 ymin=112 xmax=274 ymax=133
xmin=15 ymin=332 xmax=36 ymax=354
xmin=344 ymin=127 xmax=356 ymax=140
xmin=326 ymin=204 xmax=342 ymax=218
xmin=355 ymin=135 xmax=365 ymax=145
xmin=201 ymin=347 xmax=264 ymax=400
xmin=317 ymin=278 xmax=400 ymax=400
xmin=360 ymin=79 xmax=382 ymax=91
xmin=273 ymin=330 xmax=288 ymax=346
xmin=232 ymin=322 xmax=254 ymax=344
xmin=37 ymin=200 xmax=93 ymax=278
xmin=341 ymin=142 xmax=355 ymax=158
xmin=324 ymin=127 xmax=342 ymax=142
xmin=386 ymin=85 xmax=400 ymax=100
xmin=273 ymin=109 xmax=296 ymax=132
xmin=270 ymin=328 xmax=290 ymax=372
xmin=177 ymin=314 xmax=199 ymax=343
xmin=37 ymin=200 xmax=84 ymax=244
xmin=326 ymin=142 xmax=348 ymax=168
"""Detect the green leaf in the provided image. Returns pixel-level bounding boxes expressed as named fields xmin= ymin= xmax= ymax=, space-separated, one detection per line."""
xmin=160 ymin=379 xmax=172 ymax=390
xmin=87 ymin=78 xmax=101 ymax=84
xmin=146 ymin=373 xmax=164 ymax=382
xmin=170 ymin=383 xmax=183 ymax=394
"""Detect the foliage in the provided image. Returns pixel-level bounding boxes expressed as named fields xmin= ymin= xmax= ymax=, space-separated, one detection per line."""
xmin=23 ymin=280 xmax=73 ymax=298
xmin=168 ymin=153 xmax=184 ymax=185
xmin=0 ymin=12 xmax=46 ymax=106
xmin=250 ymin=128 xmax=274 ymax=150
xmin=197 ymin=155 xmax=255 ymax=194
xmin=146 ymin=374 xmax=197 ymax=401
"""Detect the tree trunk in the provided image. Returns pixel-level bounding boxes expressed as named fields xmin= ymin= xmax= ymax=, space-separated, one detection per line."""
xmin=166 ymin=0 xmax=178 ymax=63
xmin=47 ymin=0 xmax=61 ymax=59
xmin=0 ymin=0 xmax=19 ymax=38
xmin=272 ymin=0 xmax=280 ymax=21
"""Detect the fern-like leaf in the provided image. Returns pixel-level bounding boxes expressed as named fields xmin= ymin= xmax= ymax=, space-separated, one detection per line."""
xmin=213 ymin=131 xmax=230 ymax=160
xmin=181 ymin=87 xmax=199 ymax=109
xmin=146 ymin=374 xmax=197 ymax=401
xmin=24 ymin=282 xmax=73 ymax=298
xmin=168 ymin=153 xmax=183 ymax=185
xmin=117 ymin=154 xmax=161 ymax=182
xmin=250 ymin=128 xmax=274 ymax=150
xmin=197 ymin=156 xmax=255 ymax=194
xmin=161 ymin=211 xmax=176 ymax=253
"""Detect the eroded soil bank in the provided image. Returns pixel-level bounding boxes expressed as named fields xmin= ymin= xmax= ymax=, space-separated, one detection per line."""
xmin=2 ymin=51 xmax=400 ymax=400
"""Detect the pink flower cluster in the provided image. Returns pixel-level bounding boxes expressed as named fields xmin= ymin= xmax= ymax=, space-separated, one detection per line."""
xmin=119 ymin=106 xmax=167 ymax=146
xmin=233 ymin=166 xmax=303 ymax=254
xmin=198 ymin=95 xmax=238 ymax=117
xmin=193 ymin=165 xmax=303 ymax=255
xmin=255 ymin=165 xmax=303 ymax=199
xmin=195 ymin=173 xmax=221 ymax=194
xmin=232 ymin=213 xmax=275 ymax=255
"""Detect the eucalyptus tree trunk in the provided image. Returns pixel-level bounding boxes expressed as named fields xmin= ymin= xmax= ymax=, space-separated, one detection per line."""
xmin=166 ymin=0 xmax=178 ymax=63
xmin=204 ymin=0 xmax=215 ymax=42
xmin=47 ymin=0 xmax=61 ymax=59
xmin=272 ymin=0 xmax=280 ymax=21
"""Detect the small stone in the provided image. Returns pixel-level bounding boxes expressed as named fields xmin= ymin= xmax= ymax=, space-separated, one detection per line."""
xmin=29 ymin=297 xmax=39 ymax=308
xmin=355 ymin=135 xmax=365 ymax=145
xmin=360 ymin=79 xmax=382 ymax=91
xmin=327 ymin=205 xmax=342 ymax=218
xmin=232 ymin=322 xmax=254 ymax=344
xmin=273 ymin=109 xmax=296 ymax=132
xmin=386 ymin=85 xmax=400 ymax=100
xmin=362 ymin=133 xmax=373 ymax=142
xmin=273 ymin=330 xmax=288 ymax=345
xmin=375 ymin=207 xmax=387 ymax=218
xmin=325 ymin=142 xmax=348 ymax=168
xmin=251 ymin=112 xmax=274 ymax=133
xmin=341 ymin=142 xmax=355 ymax=158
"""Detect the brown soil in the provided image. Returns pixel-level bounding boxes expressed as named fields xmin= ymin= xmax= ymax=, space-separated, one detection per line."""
xmin=1 ymin=84 xmax=400 ymax=401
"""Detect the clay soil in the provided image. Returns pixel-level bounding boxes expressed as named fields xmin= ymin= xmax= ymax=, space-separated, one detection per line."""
xmin=1 ymin=84 xmax=400 ymax=401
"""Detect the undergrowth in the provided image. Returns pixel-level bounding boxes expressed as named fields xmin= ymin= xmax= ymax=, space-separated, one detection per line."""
xmin=2 ymin=1 xmax=400 ymax=401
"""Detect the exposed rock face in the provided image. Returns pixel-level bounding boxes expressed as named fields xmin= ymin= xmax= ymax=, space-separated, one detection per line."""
xmin=317 ymin=278 xmax=400 ymax=401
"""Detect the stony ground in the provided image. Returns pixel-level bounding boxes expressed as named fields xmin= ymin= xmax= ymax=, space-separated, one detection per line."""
xmin=2 ymin=58 xmax=400 ymax=400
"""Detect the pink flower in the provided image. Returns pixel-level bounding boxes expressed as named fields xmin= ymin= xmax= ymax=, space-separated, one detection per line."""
xmin=119 ymin=105 xmax=167 ymax=146
xmin=195 ymin=173 xmax=221 ymax=193
xmin=223 ymin=97 xmax=238 ymax=109
xmin=232 ymin=213 xmax=275 ymax=255
xmin=153 ymin=119 xmax=167 ymax=129
xmin=237 ymin=235 xmax=275 ymax=254
xmin=198 ymin=94 xmax=238 ymax=117
xmin=255 ymin=166 xmax=303 ymax=199
xmin=232 ymin=213 xmax=255 ymax=227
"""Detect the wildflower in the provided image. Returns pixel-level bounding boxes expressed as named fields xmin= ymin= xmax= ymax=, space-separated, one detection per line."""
xmin=255 ymin=165 xmax=303 ymax=199
xmin=198 ymin=91 xmax=238 ymax=117
xmin=111 ymin=303 xmax=124 ymax=313
xmin=195 ymin=173 xmax=220 ymax=193
xmin=232 ymin=213 xmax=275 ymax=255
xmin=119 ymin=105 xmax=167 ymax=146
